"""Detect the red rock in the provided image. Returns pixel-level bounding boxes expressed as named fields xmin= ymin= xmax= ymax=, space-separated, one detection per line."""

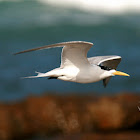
xmin=0 ymin=93 xmax=139 ymax=139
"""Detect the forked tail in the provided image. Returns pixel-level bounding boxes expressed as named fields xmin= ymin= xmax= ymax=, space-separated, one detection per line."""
xmin=21 ymin=71 xmax=47 ymax=79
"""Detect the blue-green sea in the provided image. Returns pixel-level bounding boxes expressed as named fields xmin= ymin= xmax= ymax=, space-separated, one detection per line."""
xmin=0 ymin=0 xmax=140 ymax=101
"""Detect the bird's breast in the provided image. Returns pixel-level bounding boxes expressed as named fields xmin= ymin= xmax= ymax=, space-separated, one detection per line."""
xmin=74 ymin=66 xmax=102 ymax=83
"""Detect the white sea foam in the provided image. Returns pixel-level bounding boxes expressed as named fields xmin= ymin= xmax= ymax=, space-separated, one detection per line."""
xmin=1 ymin=0 xmax=140 ymax=14
xmin=0 ymin=0 xmax=139 ymax=28
xmin=38 ymin=0 xmax=140 ymax=14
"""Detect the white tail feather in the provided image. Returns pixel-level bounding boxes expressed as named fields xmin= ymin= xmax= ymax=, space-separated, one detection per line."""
xmin=21 ymin=71 xmax=48 ymax=79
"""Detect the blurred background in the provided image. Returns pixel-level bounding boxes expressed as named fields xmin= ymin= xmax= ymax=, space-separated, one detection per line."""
xmin=1 ymin=1 xmax=140 ymax=140
xmin=0 ymin=0 xmax=140 ymax=101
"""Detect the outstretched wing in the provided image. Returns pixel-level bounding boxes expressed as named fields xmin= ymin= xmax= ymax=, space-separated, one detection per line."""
xmin=14 ymin=41 xmax=93 ymax=68
xmin=60 ymin=41 xmax=93 ymax=68
xmin=88 ymin=56 xmax=121 ymax=87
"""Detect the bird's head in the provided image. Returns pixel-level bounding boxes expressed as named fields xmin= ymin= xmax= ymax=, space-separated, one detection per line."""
xmin=100 ymin=69 xmax=130 ymax=79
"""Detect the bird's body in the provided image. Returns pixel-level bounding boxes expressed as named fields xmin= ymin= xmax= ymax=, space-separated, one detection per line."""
xmin=14 ymin=41 xmax=129 ymax=87
xmin=46 ymin=64 xmax=106 ymax=83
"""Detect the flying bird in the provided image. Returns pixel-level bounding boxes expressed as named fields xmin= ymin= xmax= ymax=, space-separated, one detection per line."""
xmin=14 ymin=41 xmax=129 ymax=87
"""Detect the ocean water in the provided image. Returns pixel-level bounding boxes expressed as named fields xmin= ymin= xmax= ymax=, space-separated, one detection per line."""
xmin=0 ymin=0 xmax=140 ymax=101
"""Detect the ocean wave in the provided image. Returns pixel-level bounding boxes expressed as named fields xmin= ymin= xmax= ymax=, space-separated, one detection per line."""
xmin=0 ymin=0 xmax=140 ymax=29
xmin=38 ymin=0 xmax=140 ymax=14
xmin=1 ymin=0 xmax=140 ymax=14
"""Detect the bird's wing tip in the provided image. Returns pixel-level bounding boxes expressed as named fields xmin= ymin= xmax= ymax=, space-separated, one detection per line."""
xmin=13 ymin=52 xmax=20 ymax=55
xmin=13 ymin=41 xmax=94 ymax=55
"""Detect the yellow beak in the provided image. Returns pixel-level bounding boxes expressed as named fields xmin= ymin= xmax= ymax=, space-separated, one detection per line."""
xmin=113 ymin=71 xmax=130 ymax=76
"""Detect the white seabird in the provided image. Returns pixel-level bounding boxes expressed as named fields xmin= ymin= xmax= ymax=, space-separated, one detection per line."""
xmin=14 ymin=41 xmax=129 ymax=87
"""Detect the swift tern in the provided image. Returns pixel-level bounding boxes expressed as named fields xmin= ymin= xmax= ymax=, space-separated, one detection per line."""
xmin=14 ymin=41 xmax=129 ymax=87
